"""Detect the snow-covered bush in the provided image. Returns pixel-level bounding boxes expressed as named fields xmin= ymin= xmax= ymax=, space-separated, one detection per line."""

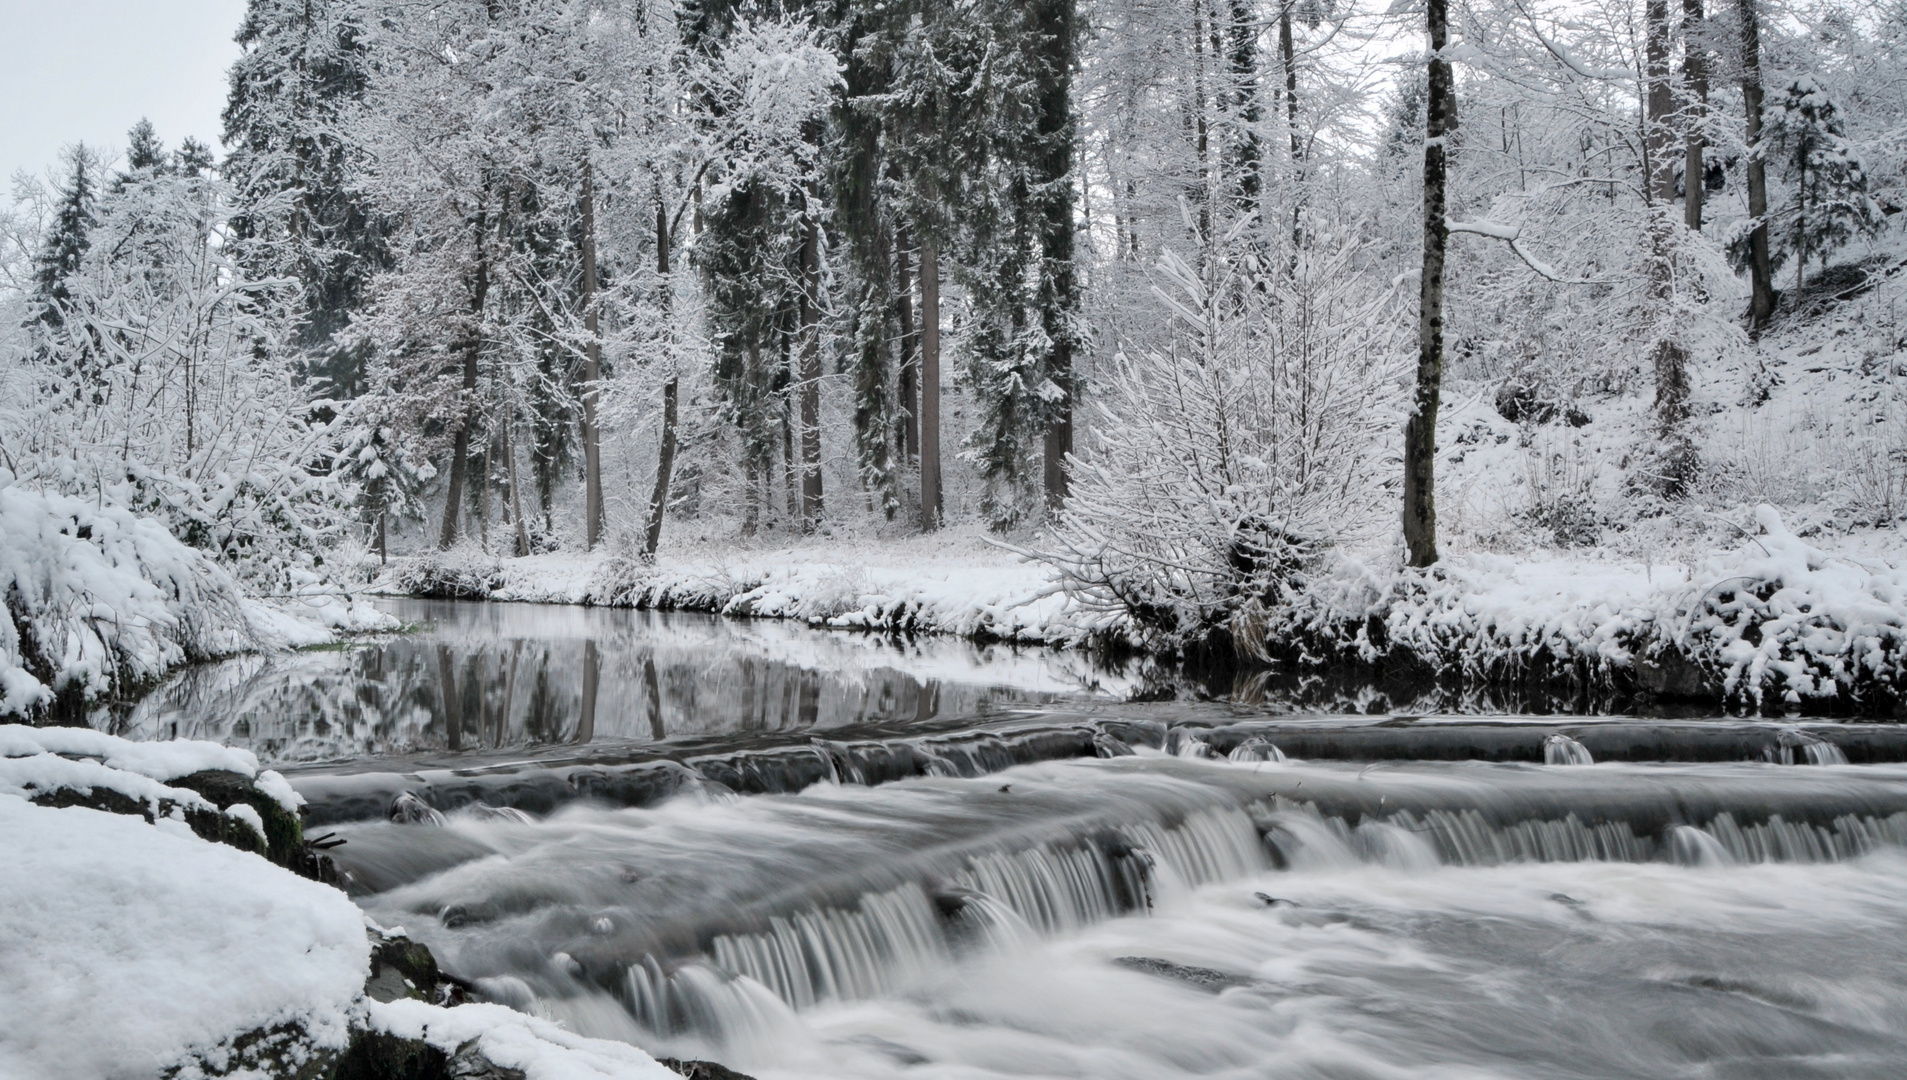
xmin=1040 ymin=243 xmax=1408 ymax=652
xmin=0 ymin=477 xmax=258 ymax=722
xmin=5 ymin=153 xmax=357 ymax=599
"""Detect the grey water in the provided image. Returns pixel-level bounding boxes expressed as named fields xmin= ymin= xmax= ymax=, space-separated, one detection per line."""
xmin=124 ymin=600 xmax=1907 ymax=1078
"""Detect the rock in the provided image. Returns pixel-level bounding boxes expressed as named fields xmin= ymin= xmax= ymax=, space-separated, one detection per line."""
xmin=1113 ymin=955 xmax=1259 ymax=993
xmin=366 ymin=927 xmax=473 ymax=1006
xmin=658 ymin=1059 xmax=759 ymax=1080
xmin=1636 ymin=641 xmax=1718 ymax=700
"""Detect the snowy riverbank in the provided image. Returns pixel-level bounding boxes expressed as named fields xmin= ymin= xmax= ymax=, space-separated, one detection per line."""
xmin=0 ymin=479 xmax=394 ymax=724
xmin=0 ymin=724 xmax=686 ymax=1080
xmin=378 ymin=508 xmax=1907 ymax=715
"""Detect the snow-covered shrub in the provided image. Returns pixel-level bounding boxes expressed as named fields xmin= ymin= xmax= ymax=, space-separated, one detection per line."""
xmin=1040 ymin=243 xmax=1408 ymax=651
xmin=0 ymin=476 xmax=258 ymax=722
xmin=5 ymin=157 xmax=357 ymax=599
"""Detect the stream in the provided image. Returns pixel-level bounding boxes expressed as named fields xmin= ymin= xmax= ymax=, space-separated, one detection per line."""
xmin=121 ymin=599 xmax=1907 ymax=1078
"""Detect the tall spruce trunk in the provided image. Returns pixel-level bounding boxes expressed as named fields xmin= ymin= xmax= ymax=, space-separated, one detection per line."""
xmin=920 ymin=238 xmax=943 ymax=530
xmin=1036 ymin=0 xmax=1079 ymax=514
xmin=1403 ymin=0 xmax=1453 ymax=568
xmin=798 ymin=195 xmax=824 ymax=529
xmin=1646 ymin=0 xmax=1690 ymax=433
xmin=1683 ymin=0 xmax=1709 ymax=230
xmin=579 ymin=161 xmax=605 ymax=550
xmin=643 ymin=194 xmax=678 ymax=561
xmin=439 ymin=208 xmax=490 ymax=550
xmin=1739 ymin=0 xmax=1776 ymax=330
xmin=1281 ymin=2 xmax=1303 ymax=251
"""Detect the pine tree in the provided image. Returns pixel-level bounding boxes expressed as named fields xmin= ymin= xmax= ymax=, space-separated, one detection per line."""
xmin=223 ymin=0 xmax=386 ymax=395
xmin=29 ymin=144 xmax=100 ymax=335
xmin=1759 ymin=75 xmax=1884 ymax=297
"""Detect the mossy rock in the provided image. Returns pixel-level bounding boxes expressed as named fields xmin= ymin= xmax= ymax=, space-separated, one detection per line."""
xmin=171 ymin=769 xmax=306 ymax=865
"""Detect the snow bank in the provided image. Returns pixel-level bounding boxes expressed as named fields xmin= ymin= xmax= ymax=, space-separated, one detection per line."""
xmin=367 ymin=998 xmax=679 ymax=1080
xmin=0 ymin=734 xmax=682 ymax=1080
xmin=0 ymin=478 xmax=396 ymax=721
xmin=0 ymin=479 xmax=255 ymax=718
xmin=0 ymin=723 xmax=302 ymax=814
xmin=1289 ymin=506 xmax=1907 ymax=710
xmin=0 ymin=794 xmax=368 ymax=1080
xmin=390 ymin=541 xmax=1119 ymax=645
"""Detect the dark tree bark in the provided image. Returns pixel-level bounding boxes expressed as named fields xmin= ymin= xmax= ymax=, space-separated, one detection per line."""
xmin=1739 ymin=0 xmax=1776 ymax=331
xmin=1035 ymin=0 xmax=1079 ymax=514
xmin=1683 ymin=0 xmax=1709 ymax=230
xmin=643 ymin=193 xmax=678 ymax=561
xmin=798 ymin=193 xmax=824 ymax=528
xmin=1404 ymin=0 xmax=1453 ymax=568
xmin=438 ymin=207 xmax=490 ymax=550
xmin=580 ymin=160 xmax=605 ymax=550
xmin=920 ymin=238 xmax=943 ymax=530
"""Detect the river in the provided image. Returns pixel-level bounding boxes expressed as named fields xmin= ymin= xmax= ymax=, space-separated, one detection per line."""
xmin=121 ymin=599 xmax=1907 ymax=1078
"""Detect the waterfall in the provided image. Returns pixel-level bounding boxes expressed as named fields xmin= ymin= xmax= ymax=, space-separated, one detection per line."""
xmin=630 ymin=805 xmax=1267 ymax=1022
xmin=1258 ymin=799 xmax=1907 ymax=869
xmin=1543 ymin=734 xmax=1594 ymax=766
xmin=1228 ymin=738 xmax=1287 ymax=764
xmin=1768 ymin=728 xmax=1850 ymax=766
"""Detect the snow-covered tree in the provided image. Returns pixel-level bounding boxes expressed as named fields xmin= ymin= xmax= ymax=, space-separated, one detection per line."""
xmin=1041 ymin=239 xmax=1407 ymax=650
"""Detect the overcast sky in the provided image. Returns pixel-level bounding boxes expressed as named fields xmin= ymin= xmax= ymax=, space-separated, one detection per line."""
xmin=1 ymin=0 xmax=247 ymax=190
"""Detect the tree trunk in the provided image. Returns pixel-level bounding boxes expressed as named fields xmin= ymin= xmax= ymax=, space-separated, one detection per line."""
xmin=798 ymin=197 xmax=824 ymax=529
xmin=920 ymin=238 xmax=943 ymax=530
xmin=1281 ymin=2 xmax=1303 ymax=251
xmin=1645 ymin=0 xmax=1676 ymax=205
xmin=1036 ymin=0 xmax=1078 ymax=514
xmin=1404 ymin=0 xmax=1453 ymax=568
xmin=1739 ymin=0 xmax=1776 ymax=331
xmin=642 ymin=192 xmax=678 ymax=561
xmin=1683 ymin=0 xmax=1709 ymax=230
xmin=438 ymin=209 xmax=489 ymax=550
xmin=642 ymin=378 xmax=677 ymax=558
xmin=580 ymin=160 xmax=605 ymax=550
xmin=896 ymin=229 xmax=918 ymax=463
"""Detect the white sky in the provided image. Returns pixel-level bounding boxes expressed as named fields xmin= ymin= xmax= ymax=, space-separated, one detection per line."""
xmin=0 ymin=0 xmax=247 ymax=189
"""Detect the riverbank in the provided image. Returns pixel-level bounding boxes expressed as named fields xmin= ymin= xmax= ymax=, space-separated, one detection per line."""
xmin=373 ymin=507 xmax=1907 ymax=717
xmin=0 ymin=723 xmax=700 ymax=1080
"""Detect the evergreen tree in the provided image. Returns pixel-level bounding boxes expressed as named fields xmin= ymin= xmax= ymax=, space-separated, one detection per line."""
xmin=223 ymin=0 xmax=386 ymax=395
xmin=1757 ymin=75 xmax=1884 ymax=295
xmin=29 ymin=144 xmax=101 ymax=335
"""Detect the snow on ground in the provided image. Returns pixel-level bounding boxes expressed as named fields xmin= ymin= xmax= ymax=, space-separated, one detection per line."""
xmin=0 ymin=723 xmax=303 ymax=815
xmin=0 ymin=476 xmax=396 ymax=721
xmin=0 ymin=794 xmax=368 ymax=1080
xmin=386 ymin=524 xmax=1117 ymax=646
xmin=365 ymin=999 xmax=679 ymax=1080
xmin=0 ymin=739 xmax=686 ymax=1080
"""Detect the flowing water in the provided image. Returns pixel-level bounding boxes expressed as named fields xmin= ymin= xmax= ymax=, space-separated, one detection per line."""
xmin=124 ymin=600 xmax=1907 ymax=1078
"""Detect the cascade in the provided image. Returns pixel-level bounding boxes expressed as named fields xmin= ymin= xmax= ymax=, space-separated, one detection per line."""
xmin=1544 ymin=734 xmax=1594 ymax=765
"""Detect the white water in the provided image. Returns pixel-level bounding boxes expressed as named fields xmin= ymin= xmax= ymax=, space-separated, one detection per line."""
xmin=332 ymin=755 xmax=1907 ymax=1078
xmin=1544 ymin=733 xmax=1594 ymax=765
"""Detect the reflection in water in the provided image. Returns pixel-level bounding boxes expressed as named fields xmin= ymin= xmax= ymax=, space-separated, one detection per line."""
xmin=117 ymin=599 xmax=1136 ymax=765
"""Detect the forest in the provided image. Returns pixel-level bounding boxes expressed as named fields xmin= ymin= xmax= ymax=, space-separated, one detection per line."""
xmin=4 ymin=0 xmax=1907 ymax=708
